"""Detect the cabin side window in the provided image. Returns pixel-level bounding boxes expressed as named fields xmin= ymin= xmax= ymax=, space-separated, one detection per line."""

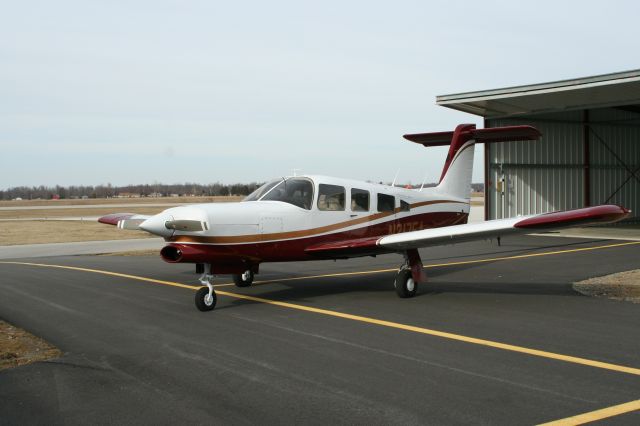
xmin=351 ymin=188 xmax=369 ymax=212
xmin=318 ymin=184 xmax=345 ymax=211
xmin=377 ymin=193 xmax=395 ymax=212
xmin=400 ymin=200 xmax=410 ymax=212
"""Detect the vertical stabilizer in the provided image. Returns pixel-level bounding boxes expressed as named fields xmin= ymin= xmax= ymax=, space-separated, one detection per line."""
xmin=436 ymin=124 xmax=476 ymax=200
xmin=403 ymin=124 xmax=541 ymax=201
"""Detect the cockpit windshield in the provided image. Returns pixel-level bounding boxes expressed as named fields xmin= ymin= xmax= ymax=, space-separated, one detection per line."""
xmin=260 ymin=178 xmax=314 ymax=209
xmin=243 ymin=179 xmax=281 ymax=202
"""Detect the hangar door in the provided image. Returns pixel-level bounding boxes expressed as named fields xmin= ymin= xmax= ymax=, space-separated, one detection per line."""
xmin=486 ymin=107 xmax=640 ymax=224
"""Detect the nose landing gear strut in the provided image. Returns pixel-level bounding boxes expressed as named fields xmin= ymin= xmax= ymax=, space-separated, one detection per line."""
xmin=195 ymin=264 xmax=217 ymax=311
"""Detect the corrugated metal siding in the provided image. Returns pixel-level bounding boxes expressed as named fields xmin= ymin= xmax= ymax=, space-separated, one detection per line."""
xmin=486 ymin=108 xmax=640 ymax=224
xmin=588 ymin=108 xmax=640 ymax=223
xmin=487 ymin=113 xmax=584 ymax=219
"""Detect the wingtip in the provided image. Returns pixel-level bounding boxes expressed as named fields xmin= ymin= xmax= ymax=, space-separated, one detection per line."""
xmin=514 ymin=205 xmax=630 ymax=229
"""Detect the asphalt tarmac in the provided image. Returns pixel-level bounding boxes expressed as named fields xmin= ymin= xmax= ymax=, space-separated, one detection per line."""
xmin=1 ymin=235 xmax=639 ymax=425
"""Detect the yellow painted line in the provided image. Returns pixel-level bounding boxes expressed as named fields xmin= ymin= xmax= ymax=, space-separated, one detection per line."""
xmin=213 ymin=283 xmax=235 ymax=287
xmin=209 ymin=290 xmax=640 ymax=376
xmin=0 ymin=262 xmax=199 ymax=290
xmin=538 ymin=399 xmax=640 ymax=425
xmin=3 ymin=255 xmax=640 ymax=377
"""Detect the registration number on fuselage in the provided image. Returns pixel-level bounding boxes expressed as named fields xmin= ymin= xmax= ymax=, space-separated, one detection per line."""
xmin=388 ymin=221 xmax=423 ymax=234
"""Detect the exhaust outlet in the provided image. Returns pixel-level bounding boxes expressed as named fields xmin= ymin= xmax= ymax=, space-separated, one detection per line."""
xmin=160 ymin=244 xmax=210 ymax=263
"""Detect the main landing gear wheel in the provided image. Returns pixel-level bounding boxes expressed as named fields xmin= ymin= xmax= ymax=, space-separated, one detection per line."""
xmin=195 ymin=287 xmax=217 ymax=311
xmin=233 ymin=270 xmax=254 ymax=287
xmin=394 ymin=269 xmax=418 ymax=298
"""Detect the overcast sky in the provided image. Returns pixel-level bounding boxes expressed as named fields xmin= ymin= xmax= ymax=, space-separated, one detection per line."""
xmin=1 ymin=0 xmax=639 ymax=189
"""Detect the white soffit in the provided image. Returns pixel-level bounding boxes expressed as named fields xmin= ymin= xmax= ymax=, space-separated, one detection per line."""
xmin=437 ymin=70 xmax=640 ymax=118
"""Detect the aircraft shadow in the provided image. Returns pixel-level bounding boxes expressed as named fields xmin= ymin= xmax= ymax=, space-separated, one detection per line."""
xmin=419 ymin=238 xmax=608 ymax=263
xmin=218 ymin=270 xmax=579 ymax=311
xmin=178 ymin=238 xmax=606 ymax=310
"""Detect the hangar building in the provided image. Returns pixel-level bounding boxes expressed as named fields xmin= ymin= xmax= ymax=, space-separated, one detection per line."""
xmin=438 ymin=69 xmax=640 ymax=224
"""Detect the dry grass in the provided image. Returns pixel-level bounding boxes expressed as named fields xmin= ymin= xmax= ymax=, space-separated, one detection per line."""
xmin=574 ymin=270 xmax=640 ymax=303
xmin=0 ymin=320 xmax=61 ymax=371
xmin=0 ymin=196 xmax=242 ymax=245
xmin=0 ymin=220 xmax=153 ymax=245
xmin=0 ymin=196 xmax=242 ymax=207
xmin=0 ymin=196 xmax=243 ymax=219
xmin=0 ymin=207 xmax=163 ymax=220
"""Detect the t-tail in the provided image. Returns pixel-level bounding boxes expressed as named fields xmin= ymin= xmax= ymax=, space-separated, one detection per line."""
xmin=404 ymin=124 xmax=542 ymax=199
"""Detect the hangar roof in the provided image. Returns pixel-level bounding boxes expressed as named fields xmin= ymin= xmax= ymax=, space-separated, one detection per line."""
xmin=437 ymin=69 xmax=640 ymax=118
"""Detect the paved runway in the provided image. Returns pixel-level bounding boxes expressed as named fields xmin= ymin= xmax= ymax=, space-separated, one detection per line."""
xmin=0 ymin=238 xmax=164 ymax=260
xmin=1 ymin=236 xmax=639 ymax=424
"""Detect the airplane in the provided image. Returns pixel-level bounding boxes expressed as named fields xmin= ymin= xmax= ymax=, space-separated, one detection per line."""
xmin=98 ymin=124 xmax=630 ymax=312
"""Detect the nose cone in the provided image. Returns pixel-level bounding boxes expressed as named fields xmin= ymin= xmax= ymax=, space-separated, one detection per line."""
xmin=139 ymin=214 xmax=174 ymax=237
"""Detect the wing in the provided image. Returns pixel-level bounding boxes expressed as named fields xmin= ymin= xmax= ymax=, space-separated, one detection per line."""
xmin=305 ymin=205 xmax=630 ymax=257
xmin=98 ymin=213 xmax=152 ymax=230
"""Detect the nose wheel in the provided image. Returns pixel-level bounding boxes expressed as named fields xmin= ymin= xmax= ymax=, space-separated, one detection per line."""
xmin=195 ymin=264 xmax=217 ymax=312
xmin=195 ymin=286 xmax=217 ymax=311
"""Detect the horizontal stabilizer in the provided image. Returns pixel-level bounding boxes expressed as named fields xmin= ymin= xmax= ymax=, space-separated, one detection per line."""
xmin=403 ymin=125 xmax=541 ymax=147
xmin=402 ymin=131 xmax=454 ymax=146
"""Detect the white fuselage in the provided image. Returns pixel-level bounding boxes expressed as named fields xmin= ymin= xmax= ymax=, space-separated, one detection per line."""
xmin=142 ymin=175 xmax=470 ymax=247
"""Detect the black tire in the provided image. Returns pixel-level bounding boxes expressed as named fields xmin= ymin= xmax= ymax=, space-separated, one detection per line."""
xmin=394 ymin=269 xmax=418 ymax=298
xmin=195 ymin=287 xmax=217 ymax=311
xmin=233 ymin=270 xmax=254 ymax=288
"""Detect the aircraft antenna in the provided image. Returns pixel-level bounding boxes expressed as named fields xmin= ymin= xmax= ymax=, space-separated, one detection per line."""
xmin=419 ymin=172 xmax=429 ymax=192
xmin=391 ymin=169 xmax=400 ymax=187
